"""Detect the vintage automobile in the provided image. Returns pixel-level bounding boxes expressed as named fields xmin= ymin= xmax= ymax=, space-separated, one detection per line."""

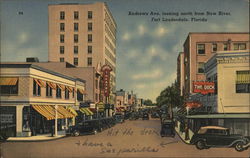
xmin=66 ymin=119 xmax=102 ymax=136
xmin=142 ymin=113 xmax=149 ymax=120
xmin=190 ymin=126 xmax=249 ymax=152
xmin=160 ymin=119 xmax=175 ymax=137
xmin=114 ymin=114 xmax=125 ymax=123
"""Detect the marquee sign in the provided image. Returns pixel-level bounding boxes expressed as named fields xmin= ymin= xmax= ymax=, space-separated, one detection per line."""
xmin=101 ymin=65 xmax=112 ymax=97
xmin=193 ymin=81 xmax=215 ymax=94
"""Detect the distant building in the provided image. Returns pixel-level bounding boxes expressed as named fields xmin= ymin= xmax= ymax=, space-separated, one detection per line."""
xmin=48 ymin=2 xmax=117 ymax=104
xmin=181 ymin=32 xmax=249 ymax=98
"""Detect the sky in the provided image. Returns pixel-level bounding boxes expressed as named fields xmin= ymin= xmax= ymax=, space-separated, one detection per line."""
xmin=0 ymin=0 xmax=249 ymax=102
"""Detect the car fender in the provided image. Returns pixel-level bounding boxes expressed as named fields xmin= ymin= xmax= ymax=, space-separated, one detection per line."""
xmin=229 ymin=139 xmax=247 ymax=147
xmin=192 ymin=138 xmax=207 ymax=145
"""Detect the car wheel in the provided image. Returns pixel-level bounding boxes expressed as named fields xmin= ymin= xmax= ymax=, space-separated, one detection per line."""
xmin=73 ymin=130 xmax=80 ymax=137
xmin=196 ymin=140 xmax=206 ymax=150
xmin=235 ymin=142 xmax=244 ymax=152
xmin=93 ymin=129 xmax=98 ymax=135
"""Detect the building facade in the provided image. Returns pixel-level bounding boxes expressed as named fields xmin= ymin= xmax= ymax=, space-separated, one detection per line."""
xmin=48 ymin=2 xmax=117 ymax=104
xmin=187 ymin=50 xmax=250 ymax=137
xmin=0 ymin=63 xmax=85 ymax=137
xmin=182 ymin=32 xmax=249 ymax=98
xmin=177 ymin=52 xmax=185 ymax=96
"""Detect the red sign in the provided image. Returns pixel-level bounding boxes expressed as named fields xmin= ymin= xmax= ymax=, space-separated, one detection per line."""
xmin=193 ymin=81 xmax=215 ymax=94
xmin=185 ymin=101 xmax=202 ymax=108
xmin=101 ymin=65 xmax=112 ymax=97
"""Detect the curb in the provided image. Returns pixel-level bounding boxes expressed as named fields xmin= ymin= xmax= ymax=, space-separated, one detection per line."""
xmin=6 ymin=135 xmax=67 ymax=143
xmin=174 ymin=128 xmax=191 ymax=145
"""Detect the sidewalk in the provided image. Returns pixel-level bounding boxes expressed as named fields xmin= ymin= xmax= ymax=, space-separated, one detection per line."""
xmin=174 ymin=121 xmax=194 ymax=144
xmin=7 ymin=130 xmax=66 ymax=142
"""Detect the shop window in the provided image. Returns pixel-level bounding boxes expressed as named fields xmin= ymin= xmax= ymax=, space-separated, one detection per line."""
xmin=60 ymin=11 xmax=65 ymax=20
xmin=46 ymin=83 xmax=53 ymax=97
xmin=23 ymin=107 xmax=31 ymax=132
xmin=74 ymin=23 xmax=78 ymax=32
xmin=60 ymin=46 xmax=64 ymax=54
xmin=33 ymin=80 xmax=41 ymax=96
xmin=212 ymin=43 xmax=217 ymax=52
xmin=88 ymin=11 xmax=92 ymax=19
xmin=236 ymin=71 xmax=250 ymax=93
xmin=65 ymin=88 xmax=69 ymax=99
xmin=197 ymin=62 xmax=205 ymax=73
xmin=236 ymin=84 xmax=250 ymax=93
xmin=88 ymin=46 xmax=92 ymax=54
xmin=234 ymin=43 xmax=246 ymax=50
xmin=56 ymin=85 xmax=62 ymax=98
xmin=74 ymin=11 xmax=79 ymax=20
xmin=88 ymin=23 xmax=92 ymax=31
xmin=0 ymin=81 xmax=18 ymax=95
xmin=197 ymin=44 xmax=205 ymax=54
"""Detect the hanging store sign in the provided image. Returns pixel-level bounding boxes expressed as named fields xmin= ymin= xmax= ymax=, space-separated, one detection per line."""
xmin=193 ymin=81 xmax=215 ymax=94
xmin=101 ymin=65 xmax=112 ymax=97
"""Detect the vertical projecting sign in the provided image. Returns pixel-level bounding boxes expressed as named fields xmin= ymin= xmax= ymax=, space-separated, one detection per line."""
xmin=101 ymin=65 xmax=112 ymax=97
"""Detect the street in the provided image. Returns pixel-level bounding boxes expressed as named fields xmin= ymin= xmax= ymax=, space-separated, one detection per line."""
xmin=1 ymin=118 xmax=249 ymax=158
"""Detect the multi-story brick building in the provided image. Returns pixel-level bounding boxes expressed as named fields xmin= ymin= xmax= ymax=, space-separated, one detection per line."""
xmin=181 ymin=32 xmax=249 ymax=98
xmin=48 ymin=2 xmax=116 ymax=103
xmin=177 ymin=52 xmax=185 ymax=96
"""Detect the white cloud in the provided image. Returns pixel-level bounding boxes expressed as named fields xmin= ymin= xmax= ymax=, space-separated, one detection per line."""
xmin=122 ymin=32 xmax=131 ymax=41
xmin=18 ymin=32 xmax=29 ymax=44
xmin=135 ymin=83 xmax=146 ymax=89
xmin=138 ymin=24 xmax=146 ymax=35
xmin=154 ymin=25 xmax=168 ymax=37
xmin=131 ymin=69 xmax=163 ymax=80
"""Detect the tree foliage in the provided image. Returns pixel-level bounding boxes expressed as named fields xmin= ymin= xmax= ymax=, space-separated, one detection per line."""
xmin=143 ymin=99 xmax=153 ymax=106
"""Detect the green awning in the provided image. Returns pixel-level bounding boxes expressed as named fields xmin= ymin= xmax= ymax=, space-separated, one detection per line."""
xmin=187 ymin=113 xmax=250 ymax=119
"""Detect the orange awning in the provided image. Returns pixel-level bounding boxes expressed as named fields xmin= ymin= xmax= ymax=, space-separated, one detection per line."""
xmin=47 ymin=82 xmax=57 ymax=89
xmin=0 ymin=77 xmax=18 ymax=85
xmin=57 ymin=84 xmax=65 ymax=91
xmin=57 ymin=106 xmax=75 ymax=118
xmin=77 ymin=88 xmax=86 ymax=94
xmin=65 ymin=86 xmax=73 ymax=92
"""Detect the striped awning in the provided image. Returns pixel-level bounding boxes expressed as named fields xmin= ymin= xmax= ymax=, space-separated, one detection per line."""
xmin=77 ymin=88 xmax=86 ymax=94
xmin=32 ymin=105 xmax=76 ymax=120
xmin=47 ymin=82 xmax=57 ymax=89
xmin=236 ymin=71 xmax=250 ymax=84
xmin=0 ymin=77 xmax=18 ymax=85
xmin=65 ymin=86 xmax=73 ymax=93
xmin=57 ymin=84 xmax=65 ymax=91
xmin=67 ymin=107 xmax=78 ymax=116
xmin=79 ymin=108 xmax=94 ymax=116
xmin=34 ymin=79 xmax=46 ymax=87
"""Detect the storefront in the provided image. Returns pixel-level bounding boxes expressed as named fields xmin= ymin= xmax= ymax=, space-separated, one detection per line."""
xmin=0 ymin=106 xmax=16 ymax=137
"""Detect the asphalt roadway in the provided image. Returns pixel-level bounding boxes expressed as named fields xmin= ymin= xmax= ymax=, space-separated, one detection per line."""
xmin=1 ymin=118 xmax=249 ymax=158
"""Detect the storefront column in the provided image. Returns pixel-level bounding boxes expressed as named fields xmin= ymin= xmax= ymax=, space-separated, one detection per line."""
xmin=72 ymin=117 xmax=75 ymax=126
xmin=54 ymin=105 xmax=58 ymax=136
xmin=65 ymin=118 xmax=68 ymax=130
xmin=16 ymin=105 xmax=24 ymax=137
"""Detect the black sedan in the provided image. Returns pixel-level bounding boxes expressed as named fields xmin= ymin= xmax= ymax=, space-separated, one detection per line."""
xmin=190 ymin=126 xmax=249 ymax=152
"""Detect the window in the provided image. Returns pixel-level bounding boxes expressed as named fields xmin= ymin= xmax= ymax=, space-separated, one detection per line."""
xmin=33 ymin=80 xmax=41 ymax=96
xmin=77 ymin=90 xmax=83 ymax=101
xmin=60 ymin=34 xmax=64 ymax=43
xmin=88 ymin=11 xmax=92 ymax=19
xmin=197 ymin=62 xmax=205 ymax=73
xmin=95 ymin=93 xmax=98 ymax=101
xmin=74 ymin=58 xmax=78 ymax=66
xmin=74 ymin=23 xmax=78 ymax=31
xmin=46 ymin=83 xmax=52 ymax=97
xmin=60 ymin=58 xmax=64 ymax=62
xmin=95 ymin=80 xmax=98 ymax=89
xmin=60 ymin=46 xmax=64 ymax=54
xmin=234 ymin=43 xmax=246 ymax=50
xmin=65 ymin=88 xmax=69 ymax=99
xmin=74 ymin=34 xmax=78 ymax=43
xmin=88 ymin=46 xmax=92 ymax=54
xmin=60 ymin=23 xmax=65 ymax=31
xmin=0 ymin=80 xmax=18 ymax=95
xmin=236 ymin=71 xmax=250 ymax=93
xmin=87 ymin=57 xmax=92 ymax=66
xmin=60 ymin=11 xmax=65 ymax=20
xmin=72 ymin=89 xmax=75 ymax=98
xmin=88 ymin=34 xmax=92 ymax=42
xmin=212 ymin=43 xmax=217 ymax=52
xmin=224 ymin=43 xmax=229 ymax=51
xmin=74 ymin=46 xmax=78 ymax=54
xmin=74 ymin=11 xmax=79 ymax=20
xmin=88 ymin=23 xmax=92 ymax=31
xmin=197 ymin=44 xmax=205 ymax=54
xmin=56 ymin=85 xmax=62 ymax=98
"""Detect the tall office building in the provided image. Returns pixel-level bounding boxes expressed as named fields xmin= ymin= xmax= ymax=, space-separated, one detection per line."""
xmin=48 ymin=2 xmax=117 ymax=103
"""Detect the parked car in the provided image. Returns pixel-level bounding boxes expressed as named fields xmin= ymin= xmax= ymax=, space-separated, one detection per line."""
xmin=114 ymin=114 xmax=125 ymax=123
xmin=142 ymin=113 xmax=149 ymax=120
xmin=160 ymin=119 xmax=175 ymax=137
xmin=151 ymin=112 xmax=160 ymax=118
xmin=129 ymin=112 xmax=140 ymax=120
xmin=190 ymin=126 xmax=249 ymax=152
xmin=66 ymin=119 xmax=101 ymax=136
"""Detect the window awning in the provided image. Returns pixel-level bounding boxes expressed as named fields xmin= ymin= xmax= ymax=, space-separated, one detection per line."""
xmin=65 ymin=86 xmax=73 ymax=93
xmin=77 ymin=88 xmax=86 ymax=94
xmin=236 ymin=71 xmax=250 ymax=84
xmin=57 ymin=84 xmax=65 ymax=91
xmin=67 ymin=107 xmax=78 ymax=116
xmin=34 ymin=79 xmax=46 ymax=87
xmin=187 ymin=113 xmax=250 ymax=119
xmin=47 ymin=82 xmax=57 ymax=89
xmin=89 ymin=108 xmax=97 ymax=113
xmin=0 ymin=77 xmax=18 ymax=85
xmin=80 ymin=108 xmax=94 ymax=116
xmin=32 ymin=105 xmax=76 ymax=120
